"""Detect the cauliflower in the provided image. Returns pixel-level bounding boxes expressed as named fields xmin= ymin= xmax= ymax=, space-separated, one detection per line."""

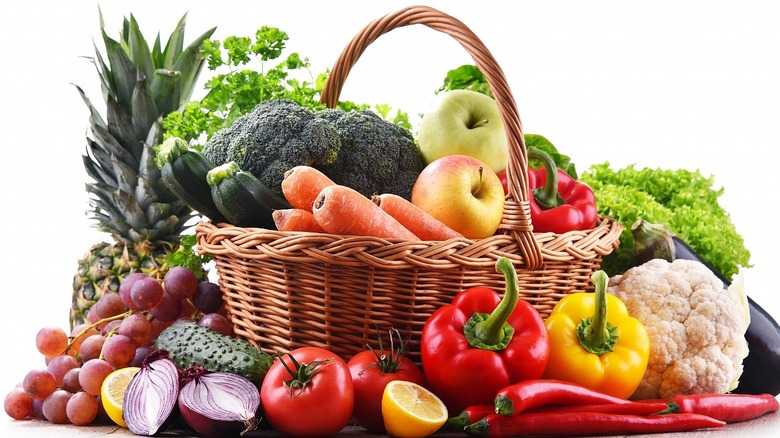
xmin=607 ymin=258 xmax=749 ymax=400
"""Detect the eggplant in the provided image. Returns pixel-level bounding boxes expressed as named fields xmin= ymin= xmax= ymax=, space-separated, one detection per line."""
xmin=631 ymin=219 xmax=780 ymax=395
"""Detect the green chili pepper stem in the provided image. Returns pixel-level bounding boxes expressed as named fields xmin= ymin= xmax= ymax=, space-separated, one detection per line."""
xmin=576 ymin=270 xmax=619 ymax=355
xmin=463 ymin=258 xmax=518 ymax=350
xmin=528 ymin=146 xmax=563 ymax=209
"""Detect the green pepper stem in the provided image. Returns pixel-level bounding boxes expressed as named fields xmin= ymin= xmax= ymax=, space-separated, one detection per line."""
xmin=576 ymin=270 xmax=618 ymax=355
xmin=528 ymin=146 xmax=563 ymax=209
xmin=463 ymin=258 xmax=518 ymax=350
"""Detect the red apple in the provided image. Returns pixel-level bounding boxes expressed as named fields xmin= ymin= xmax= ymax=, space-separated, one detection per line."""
xmin=411 ymin=155 xmax=504 ymax=239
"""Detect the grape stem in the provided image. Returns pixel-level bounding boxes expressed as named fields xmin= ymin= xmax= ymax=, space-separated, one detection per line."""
xmin=66 ymin=310 xmax=135 ymax=356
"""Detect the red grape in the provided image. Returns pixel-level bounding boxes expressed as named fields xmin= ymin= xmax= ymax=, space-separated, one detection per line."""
xmin=66 ymin=391 xmax=99 ymax=426
xmin=42 ymin=390 xmax=72 ymax=424
xmin=118 ymin=313 xmax=152 ymax=346
xmin=192 ymin=281 xmax=223 ymax=313
xmin=119 ymin=272 xmax=149 ymax=310
xmin=131 ymin=277 xmax=164 ymax=309
xmin=79 ymin=334 xmax=106 ymax=363
xmin=35 ymin=326 xmax=68 ymax=357
xmin=164 ymin=266 xmax=197 ymax=300
xmin=23 ymin=369 xmax=57 ymax=400
xmin=4 ymin=387 xmax=34 ymax=420
xmin=62 ymin=368 xmax=82 ymax=393
xmin=79 ymin=359 xmax=113 ymax=396
xmin=102 ymin=334 xmax=136 ymax=368
xmin=46 ymin=355 xmax=79 ymax=386
xmin=95 ymin=293 xmax=127 ymax=319
xmin=198 ymin=313 xmax=233 ymax=336
xmin=150 ymin=291 xmax=183 ymax=322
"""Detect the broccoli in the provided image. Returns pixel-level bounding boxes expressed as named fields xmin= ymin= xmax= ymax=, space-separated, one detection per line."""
xmin=202 ymin=98 xmax=423 ymax=200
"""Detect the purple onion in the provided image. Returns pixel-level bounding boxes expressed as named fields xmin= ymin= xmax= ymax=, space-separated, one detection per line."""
xmin=123 ymin=351 xmax=179 ymax=436
xmin=178 ymin=366 xmax=260 ymax=437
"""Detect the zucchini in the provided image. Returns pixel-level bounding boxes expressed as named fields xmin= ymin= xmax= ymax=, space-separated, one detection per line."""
xmin=154 ymin=321 xmax=273 ymax=385
xmin=157 ymin=137 xmax=225 ymax=222
xmin=207 ymin=161 xmax=290 ymax=228
xmin=632 ymin=219 xmax=780 ymax=396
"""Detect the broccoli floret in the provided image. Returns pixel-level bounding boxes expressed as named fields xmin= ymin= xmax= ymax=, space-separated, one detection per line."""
xmin=314 ymin=109 xmax=423 ymax=199
xmin=202 ymin=99 xmax=423 ymax=200
xmin=202 ymin=99 xmax=341 ymax=198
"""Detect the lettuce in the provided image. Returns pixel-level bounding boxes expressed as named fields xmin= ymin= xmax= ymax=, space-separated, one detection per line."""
xmin=581 ymin=162 xmax=751 ymax=281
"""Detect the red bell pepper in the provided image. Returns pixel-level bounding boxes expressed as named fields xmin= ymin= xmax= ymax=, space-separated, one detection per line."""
xmin=527 ymin=147 xmax=598 ymax=234
xmin=421 ymin=258 xmax=551 ymax=414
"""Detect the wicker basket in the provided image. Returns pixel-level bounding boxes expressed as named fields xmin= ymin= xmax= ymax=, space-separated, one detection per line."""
xmin=195 ymin=5 xmax=622 ymax=364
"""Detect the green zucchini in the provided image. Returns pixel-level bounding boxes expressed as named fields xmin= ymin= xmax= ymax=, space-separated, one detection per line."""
xmin=207 ymin=161 xmax=290 ymax=228
xmin=157 ymin=137 xmax=225 ymax=222
xmin=154 ymin=321 xmax=274 ymax=385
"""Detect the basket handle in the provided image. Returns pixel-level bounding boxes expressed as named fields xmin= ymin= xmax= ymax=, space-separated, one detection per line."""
xmin=320 ymin=5 xmax=543 ymax=268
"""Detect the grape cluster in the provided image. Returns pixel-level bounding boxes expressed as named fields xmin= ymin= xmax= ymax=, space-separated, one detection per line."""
xmin=3 ymin=267 xmax=230 ymax=425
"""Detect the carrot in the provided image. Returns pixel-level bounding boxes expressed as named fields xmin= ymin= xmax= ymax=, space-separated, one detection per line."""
xmin=312 ymin=185 xmax=420 ymax=240
xmin=272 ymin=209 xmax=326 ymax=233
xmin=281 ymin=166 xmax=336 ymax=211
xmin=372 ymin=193 xmax=464 ymax=241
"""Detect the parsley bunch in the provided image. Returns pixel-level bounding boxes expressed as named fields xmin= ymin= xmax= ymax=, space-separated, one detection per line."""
xmin=163 ymin=26 xmax=410 ymax=145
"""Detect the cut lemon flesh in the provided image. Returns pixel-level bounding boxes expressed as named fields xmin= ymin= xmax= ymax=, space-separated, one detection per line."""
xmin=100 ymin=366 xmax=140 ymax=428
xmin=382 ymin=380 xmax=448 ymax=438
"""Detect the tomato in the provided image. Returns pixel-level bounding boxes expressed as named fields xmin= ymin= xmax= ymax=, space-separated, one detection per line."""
xmin=260 ymin=347 xmax=354 ymax=437
xmin=347 ymin=330 xmax=426 ymax=433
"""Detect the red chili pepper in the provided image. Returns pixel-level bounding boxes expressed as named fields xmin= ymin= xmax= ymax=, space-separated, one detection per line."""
xmin=494 ymin=379 xmax=630 ymax=416
xmin=446 ymin=404 xmax=495 ymax=429
xmin=527 ymin=400 xmax=669 ymax=416
xmin=421 ymin=258 xmax=550 ymax=414
xmin=667 ymin=393 xmax=779 ymax=423
xmin=527 ymin=146 xmax=598 ymax=234
xmin=465 ymin=412 xmax=726 ymax=438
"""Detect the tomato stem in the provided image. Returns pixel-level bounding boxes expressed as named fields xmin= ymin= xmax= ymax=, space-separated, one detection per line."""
xmin=277 ymin=352 xmax=334 ymax=399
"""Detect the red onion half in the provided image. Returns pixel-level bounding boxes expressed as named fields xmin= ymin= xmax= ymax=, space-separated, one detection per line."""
xmin=178 ymin=366 xmax=260 ymax=437
xmin=123 ymin=351 xmax=180 ymax=436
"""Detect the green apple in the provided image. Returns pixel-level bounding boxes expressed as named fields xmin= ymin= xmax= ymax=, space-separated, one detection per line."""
xmin=411 ymin=154 xmax=504 ymax=239
xmin=417 ymin=89 xmax=508 ymax=173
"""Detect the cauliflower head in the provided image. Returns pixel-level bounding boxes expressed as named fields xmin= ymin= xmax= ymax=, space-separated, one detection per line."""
xmin=607 ymin=258 xmax=749 ymax=400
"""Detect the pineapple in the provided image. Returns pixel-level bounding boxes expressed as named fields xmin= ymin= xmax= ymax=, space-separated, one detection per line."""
xmin=71 ymin=12 xmax=216 ymax=328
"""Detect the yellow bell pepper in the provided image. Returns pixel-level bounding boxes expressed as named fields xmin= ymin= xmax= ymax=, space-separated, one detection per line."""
xmin=542 ymin=270 xmax=650 ymax=399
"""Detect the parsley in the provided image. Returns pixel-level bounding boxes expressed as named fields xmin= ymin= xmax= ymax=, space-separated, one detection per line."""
xmin=163 ymin=26 xmax=410 ymax=145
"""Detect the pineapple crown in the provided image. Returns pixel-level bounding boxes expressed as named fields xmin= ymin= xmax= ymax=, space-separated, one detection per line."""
xmin=75 ymin=9 xmax=216 ymax=246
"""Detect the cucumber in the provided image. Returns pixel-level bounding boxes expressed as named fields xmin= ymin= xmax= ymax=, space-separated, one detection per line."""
xmin=157 ymin=137 xmax=226 ymax=222
xmin=207 ymin=161 xmax=290 ymax=228
xmin=154 ymin=321 xmax=274 ymax=385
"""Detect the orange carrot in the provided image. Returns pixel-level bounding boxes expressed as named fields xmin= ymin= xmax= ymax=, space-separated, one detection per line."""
xmin=272 ymin=209 xmax=326 ymax=233
xmin=372 ymin=193 xmax=464 ymax=241
xmin=312 ymin=185 xmax=420 ymax=240
xmin=281 ymin=166 xmax=336 ymax=211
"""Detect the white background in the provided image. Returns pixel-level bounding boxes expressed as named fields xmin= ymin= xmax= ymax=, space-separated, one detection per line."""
xmin=1 ymin=0 xmax=778 ymax=424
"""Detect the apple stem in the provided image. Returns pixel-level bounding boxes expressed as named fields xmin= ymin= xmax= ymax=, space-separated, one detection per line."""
xmin=471 ymin=118 xmax=490 ymax=129
xmin=529 ymin=146 xmax=564 ymax=209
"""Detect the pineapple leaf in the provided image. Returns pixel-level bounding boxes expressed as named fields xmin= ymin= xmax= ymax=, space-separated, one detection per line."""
xmin=82 ymin=154 xmax=110 ymax=186
xmin=73 ymin=84 xmax=108 ymax=131
xmin=130 ymin=69 xmax=160 ymax=133
xmin=111 ymin=157 xmax=139 ymax=196
xmin=88 ymin=121 xmax=139 ymax=170
xmin=126 ymin=15 xmax=155 ymax=83
xmin=161 ymin=13 xmax=188 ymax=69
xmin=112 ymin=189 xmax=148 ymax=231
xmin=150 ymin=69 xmax=181 ymax=119
xmin=100 ymin=26 xmax=136 ymax=113
xmin=105 ymin=96 xmax=144 ymax=159
xmin=173 ymin=26 xmax=217 ymax=105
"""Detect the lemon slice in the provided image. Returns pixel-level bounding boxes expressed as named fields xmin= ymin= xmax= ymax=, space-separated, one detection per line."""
xmin=381 ymin=380 xmax=448 ymax=438
xmin=100 ymin=366 xmax=140 ymax=428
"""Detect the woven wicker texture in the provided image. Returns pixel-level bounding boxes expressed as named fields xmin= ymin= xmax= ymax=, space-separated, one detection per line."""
xmin=196 ymin=5 xmax=622 ymax=363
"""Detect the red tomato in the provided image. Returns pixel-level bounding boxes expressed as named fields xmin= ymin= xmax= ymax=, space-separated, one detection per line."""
xmin=260 ymin=347 xmax=354 ymax=437
xmin=347 ymin=331 xmax=426 ymax=433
